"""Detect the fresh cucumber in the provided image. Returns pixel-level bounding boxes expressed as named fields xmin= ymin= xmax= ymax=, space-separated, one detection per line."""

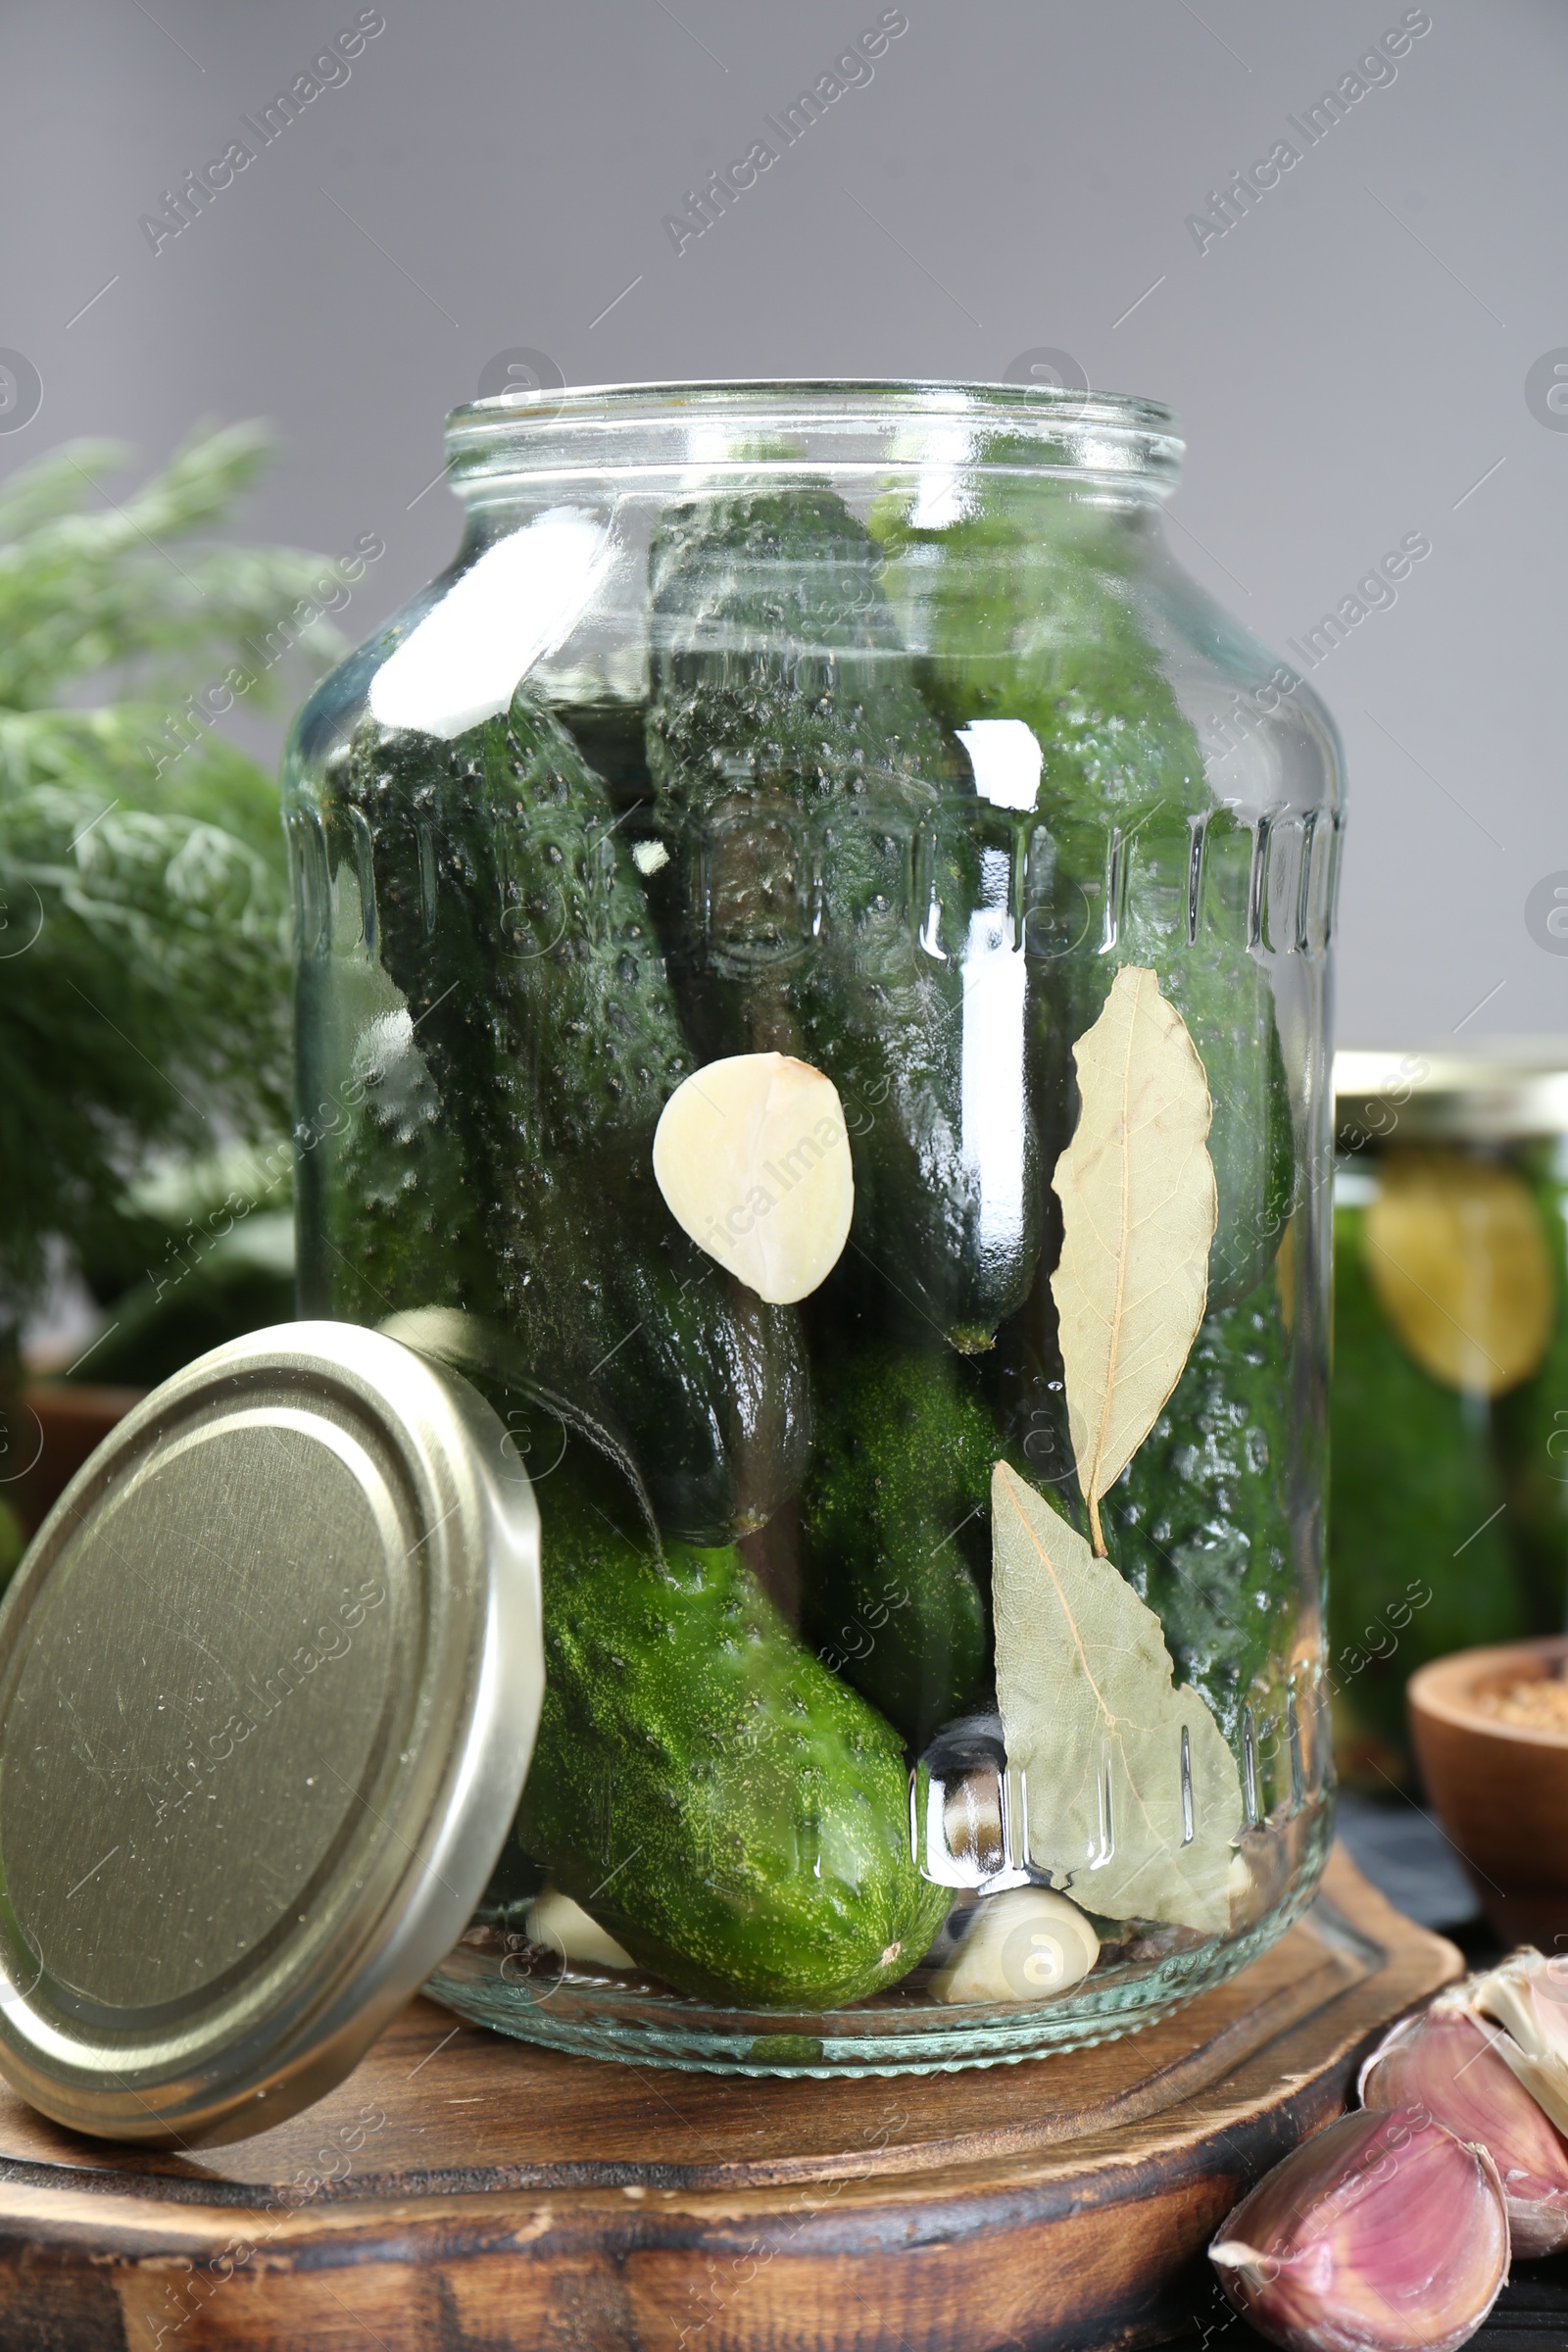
xmin=1104 ymin=1277 xmax=1299 ymax=1764
xmin=327 ymin=1007 xmax=475 ymax=1318
xmin=516 ymin=1441 xmax=950 ymax=2009
xmin=1099 ymin=808 xmax=1295 ymax=1314
xmin=329 ymin=691 xmax=811 ymax=1542
xmin=873 ymin=500 xmax=1296 ymax=1312
xmin=645 ymin=485 xmax=1041 ymax=1353
xmin=800 ymin=1341 xmax=996 ymax=1746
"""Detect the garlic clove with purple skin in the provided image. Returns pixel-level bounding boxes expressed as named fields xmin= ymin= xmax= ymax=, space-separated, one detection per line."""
xmin=1209 ymin=2106 xmax=1508 ymax=2352
xmin=1360 ymin=2003 xmax=1568 ymax=2258
xmin=1460 ymin=1948 xmax=1568 ymax=2138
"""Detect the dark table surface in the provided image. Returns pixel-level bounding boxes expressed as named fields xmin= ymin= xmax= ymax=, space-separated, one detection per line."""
xmin=1171 ymin=2264 xmax=1568 ymax=2349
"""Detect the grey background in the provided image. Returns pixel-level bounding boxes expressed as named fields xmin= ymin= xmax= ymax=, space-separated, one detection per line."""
xmin=3 ymin=0 xmax=1563 ymax=1048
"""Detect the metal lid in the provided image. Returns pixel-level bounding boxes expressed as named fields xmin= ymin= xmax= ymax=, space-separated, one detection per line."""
xmin=0 ymin=1322 xmax=541 ymax=2146
xmin=1335 ymin=1044 xmax=1568 ymax=1146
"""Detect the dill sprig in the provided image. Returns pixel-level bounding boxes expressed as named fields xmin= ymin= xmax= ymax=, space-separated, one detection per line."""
xmin=0 ymin=422 xmax=341 ymax=1352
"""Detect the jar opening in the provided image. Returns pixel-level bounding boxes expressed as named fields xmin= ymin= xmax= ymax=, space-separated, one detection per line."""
xmin=443 ymin=377 xmax=1182 ymax=499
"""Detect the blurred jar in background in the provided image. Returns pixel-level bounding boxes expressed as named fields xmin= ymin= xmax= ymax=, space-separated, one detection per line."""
xmin=1332 ymin=1049 xmax=1568 ymax=1788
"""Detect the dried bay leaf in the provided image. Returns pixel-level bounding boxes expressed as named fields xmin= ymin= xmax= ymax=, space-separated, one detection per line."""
xmin=992 ymin=1462 xmax=1244 ymax=1934
xmin=1052 ymin=964 xmax=1217 ymax=1552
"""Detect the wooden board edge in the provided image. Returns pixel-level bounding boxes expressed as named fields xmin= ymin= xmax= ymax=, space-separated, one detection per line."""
xmin=0 ymin=1859 xmax=1461 ymax=2252
xmin=0 ymin=1853 xmax=1474 ymax=2352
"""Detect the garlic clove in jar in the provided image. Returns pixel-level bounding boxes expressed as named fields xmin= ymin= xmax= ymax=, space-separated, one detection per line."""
xmin=926 ymin=1886 xmax=1098 ymax=2004
xmin=1461 ymin=1948 xmax=1568 ymax=2138
xmin=1209 ymin=2106 xmax=1508 ymax=2352
xmin=1360 ymin=2002 xmax=1568 ymax=2258
xmin=653 ymin=1053 xmax=854 ymax=1304
xmin=524 ymin=1888 xmax=634 ymax=1972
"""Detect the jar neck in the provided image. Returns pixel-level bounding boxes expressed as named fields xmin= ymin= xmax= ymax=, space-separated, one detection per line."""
xmin=442 ymin=380 xmax=1182 ymax=518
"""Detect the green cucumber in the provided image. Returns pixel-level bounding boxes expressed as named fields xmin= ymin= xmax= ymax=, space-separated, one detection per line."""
xmin=873 ymin=500 xmax=1296 ymax=1312
xmin=516 ymin=1443 xmax=950 ymax=2009
xmin=328 ymin=691 xmax=811 ymax=1542
xmin=645 ymin=485 xmax=1041 ymax=1352
xmin=329 ymin=1006 xmax=475 ymax=1318
xmin=1102 ymin=809 xmax=1295 ymax=1314
xmin=1105 ymin=1277 xmax=1299 ymax=1764
xmin=800 ymin=1342 xmax=996 ymax=1746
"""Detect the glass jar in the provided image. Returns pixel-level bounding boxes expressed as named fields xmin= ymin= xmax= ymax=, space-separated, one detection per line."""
xmin=283 ymin=381 xmax=1344 ymax=2074
xmin=1331 ymin=1049 xmax=1568 ymax=1789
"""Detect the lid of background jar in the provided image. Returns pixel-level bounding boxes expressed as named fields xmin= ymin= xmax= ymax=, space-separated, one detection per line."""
xmin=0 ymin=1322 xmax=542 ymax=2147
xmin=1335 ymin=1044 xmax=1568 ymax=1146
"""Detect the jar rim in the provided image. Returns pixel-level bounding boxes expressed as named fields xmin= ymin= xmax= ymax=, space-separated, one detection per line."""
xmin=443 ymin=377 xmax=1183 ymax=496
xmin=1336 ymin=1044 xmax=1568 ymax=1144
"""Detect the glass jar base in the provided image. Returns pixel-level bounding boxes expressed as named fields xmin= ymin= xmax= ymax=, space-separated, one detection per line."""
xmin=426 ymin=1809 xmax=1332 ymax=2078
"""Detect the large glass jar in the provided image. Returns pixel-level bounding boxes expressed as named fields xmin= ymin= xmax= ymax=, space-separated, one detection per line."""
xmin=1331 ymin=1048 xmax=1568 ymax=1789
xmin=283 ymin=382 xmax=1344 ymax=2074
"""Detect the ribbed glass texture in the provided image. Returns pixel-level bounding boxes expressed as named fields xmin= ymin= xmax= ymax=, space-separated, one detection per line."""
xmin=284 ymin=382 xmax=1344 ymax=2073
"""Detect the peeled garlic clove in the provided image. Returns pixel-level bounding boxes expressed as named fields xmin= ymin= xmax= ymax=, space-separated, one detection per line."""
xmin=1361 ymin=2003 xmax=1568 ymax=2257
xmin=927 ymin=1886 xmax=1098 ymax=2004
xmin=1462 ymin=1948 xmax=1568 ymax=2138
xmin=1209 ymin=2107 xmax=1508 ymax=2352
xmin=653 ymin=1053 xmax=854 ymax=1304
xmin=524 ymin=1888 xmax=634 ymax=1972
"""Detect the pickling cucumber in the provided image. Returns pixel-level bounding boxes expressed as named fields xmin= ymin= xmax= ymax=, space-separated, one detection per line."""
xmin=872 ymin=500 xmax=1296 ymax=1312
xmin=645 ymin=485 xmax=1041 ymax=1352
xmin=516 ymin=1443 xmax=950 ymax=2009
xmin=330 ymin=691 xmax=811 ymax=1542
xmin=1108 ymin=1276 xmax=1299 ymax=1761
xmin=311 ymin=950 xmax=486 ymax=1325
xmin=800 ymin=1341 xmax=996 ymax=1746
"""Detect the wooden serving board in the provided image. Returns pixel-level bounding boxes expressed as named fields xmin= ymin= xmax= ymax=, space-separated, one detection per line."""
xmin=0 ymin=1848 xmax=1457 ymax=2352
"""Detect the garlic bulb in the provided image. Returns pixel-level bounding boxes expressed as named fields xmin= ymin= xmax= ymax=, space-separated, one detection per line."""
xmin=1209 ymin=2107 xmax=1507 ymax=2352
xmin=1361 ymin=2002 xmax=1568 ymax=2257
xmin=1461 ymin=1949 xmax=1568 ymax=2139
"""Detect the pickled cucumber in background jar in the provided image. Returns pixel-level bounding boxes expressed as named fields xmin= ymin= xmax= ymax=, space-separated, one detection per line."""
xmin=1331 ymin=1049 xmax=1568 ymax=1788
xmin=283 ymin=382 xmax=1344 ymax=2074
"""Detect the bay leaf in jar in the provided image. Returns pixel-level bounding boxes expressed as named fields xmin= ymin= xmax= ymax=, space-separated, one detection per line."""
xmin=1363 ymin=1146 xmax=1552 ymax=1396
xmin=991 ymin=1461 xmax=1244 ymax=1934
xmin=1051 ymin=965 xmax=1218 ymax=1555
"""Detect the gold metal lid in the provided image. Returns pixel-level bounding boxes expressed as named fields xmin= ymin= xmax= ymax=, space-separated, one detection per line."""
xmin=0 ymin=1322 xmax=542 ymax=2145
xmin=1335 ymin=1044 xmax=1568 ymax=1145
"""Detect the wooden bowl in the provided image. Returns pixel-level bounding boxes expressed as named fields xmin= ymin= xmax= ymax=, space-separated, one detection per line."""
xmin=12 ymin=1383 xmax=143 ymax=1539
xmin=1408 ymin=1637 xmax=1568 ymax=1944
